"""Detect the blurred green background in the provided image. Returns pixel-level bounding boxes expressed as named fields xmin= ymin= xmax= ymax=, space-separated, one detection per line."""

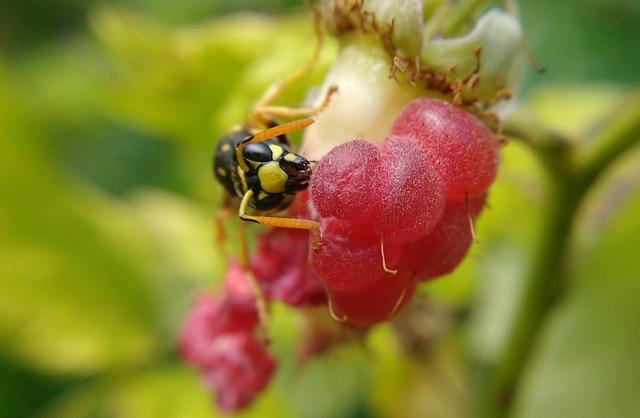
xmin=1 ymin=1 xmax=639 ymax=417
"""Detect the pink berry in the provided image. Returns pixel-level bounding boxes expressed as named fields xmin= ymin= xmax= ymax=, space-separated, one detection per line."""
xmin=404 ymin=194 xmax=487 ymax=280
xmin=179 ymin=262 xmax=260 ymax=366
xmin=251 ymin=227 xmax=326 ymax=306
xmin=311 ymin=217 xmax=392 ymax=292
xmin=374 ymin=136 xmax=445 ymax=243
xmin=391 ymin=98 xmax=499 ymax=200
xmin=306 ymin=99 xmax=498 ymax=329
xmin=327 ymin=272 xmax=416 ymax=327
xmin=179 ymin=292 xmax=222 ymax=368
xmin=201 ymin=333 xmax=276 ymax=412
xmin=309 ymin=140 xmax=380 ymax=220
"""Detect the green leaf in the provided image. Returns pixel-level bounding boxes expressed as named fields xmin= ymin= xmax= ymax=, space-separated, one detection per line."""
xmin=88 ymin=5 xmax=333 ymax=149
xmin=41 ymin=366 xmax=219 ymax=418
xmin=0 ymin=67 xmax=159 ymax=375
xmin=126 ymin=188 xmax=226 ymax=338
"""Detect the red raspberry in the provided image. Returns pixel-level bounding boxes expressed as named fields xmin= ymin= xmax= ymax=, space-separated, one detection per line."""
xmin=311 ymin=216 xmax=393 ymax=292
xmin=179 ymin=262 xmax=259 ymax=367
xmin=309 ymin=139 xmax=380 ymax=220
xmin=310 ymin=137 xmax=446 ymax=244
xmin=297 ymin=99 xmax=498 ymax=327
xmin=403 ymin=194 xmax=487 ymax=280
xmin=391 ymin=98 xmax=499 ymax=200
xmin=179 ymin=292 xmax=221 ymax=368
xmin=251 ymin=227 xmax=326 ymax=306
xmin=374 ymin=136 xmax=445 ymax=243
xmin=201 ymin=332 xmax=276 ymax=412
xmin=327 ymin=272 xmax=416 ymax=327
xmin=179 ymin=261 xmax=276 ymax=412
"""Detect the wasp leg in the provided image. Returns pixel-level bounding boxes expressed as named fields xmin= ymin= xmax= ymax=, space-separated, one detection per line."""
xmin=238 ymin=189 xmax=322 ymax=248
xmin=211 ymin=207 xmax=271 ymax=342
xmin=213 ymin=194 xmax=236 ymax=243
xmin=255 ymin=85 xmax=338 ymax=122
xmin=250 ymin=15 xmax=327 ymax=126
xmin=232 ymin=215 xmax=271 ymax=342
xmin=235 ymin=188 xmax=322 ymax=341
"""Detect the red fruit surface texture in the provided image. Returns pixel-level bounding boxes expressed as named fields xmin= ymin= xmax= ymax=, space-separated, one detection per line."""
xmin=375 ymin=136 xmax=445 ymax=243
xmin=404 ymin=194 xmax=487 ymax=280
xmin=179 ymin=263 xmax=259 ymax=367
xmin=390 ymin=98 xmax=498 ymax=200
xmin=179 ymin=261 xmax=278 ymax=412
xmin=251 ymin=227 xmax=326 ymax=306
xmin=202 ymin=332 xmax=276 ymax=412
xmin=311 ymin=217 xmax=392 ymax=292
xmin=327 ymin=272 xmax=416 ymax=327
xmin=309 ymin=139 xmax=380 ymax=220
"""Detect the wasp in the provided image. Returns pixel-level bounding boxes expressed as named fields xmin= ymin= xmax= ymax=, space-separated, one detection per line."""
xmin=210 ymin=20 xmax=335 ymax=337
xmin=212 ymin=117 xmax=330 ymax=341
xmin=212 ymin=7 xmax=338 ymax=247
xmin=213 ymin=118 xmax=321 ymax=243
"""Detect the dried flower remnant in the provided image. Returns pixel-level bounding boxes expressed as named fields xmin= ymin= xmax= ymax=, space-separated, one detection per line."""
xmin=303 ymin=1 xmax=523 ymax=159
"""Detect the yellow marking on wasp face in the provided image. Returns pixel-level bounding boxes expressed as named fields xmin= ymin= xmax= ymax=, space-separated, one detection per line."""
xmin=220 ymin=143 xmax=232 ymax=153
xmin=283 ymin=153 xmax=297 ymax=162
xmin=216 ymin=167 xmax=227 ymax=178
xmin=237 ymin=166 xmax=248 ymax=193
xmin=258 ymin=191 xmax=269 ymax=201
xmin=247 ymin=159 xmax=261 ymax=170
xmin=258 ymin=161 xmax=288 ymax=194
xmin=269 ymin=144 xmax=284 ymax=161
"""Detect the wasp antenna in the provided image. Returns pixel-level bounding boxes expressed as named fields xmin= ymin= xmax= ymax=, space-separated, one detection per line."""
xmin=253 ymin=118 xmax=315 ymax=143
xmin=235 ymin=119 xmax=315 ymax=172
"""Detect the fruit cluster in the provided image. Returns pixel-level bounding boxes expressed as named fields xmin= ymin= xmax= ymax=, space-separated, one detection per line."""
xmin=180 ymin=97 xmax=499 ymax=410
xmin=179 ymin=261 xmax=276 ymax=412
xmin=308 ymin=98 xmax=498 ymax=326
xmin=180 ymin=224 xmax=327 ymax=411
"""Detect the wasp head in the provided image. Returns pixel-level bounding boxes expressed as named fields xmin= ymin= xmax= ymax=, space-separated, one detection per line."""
xmin=281 ymin=152 xmax=313 ymax=194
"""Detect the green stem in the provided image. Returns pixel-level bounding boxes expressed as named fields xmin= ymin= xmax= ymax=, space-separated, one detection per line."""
xmin=577 ymin=90 xmax=640 ymax=187
xmin=475 ymin=89 xmax=640 ymax=418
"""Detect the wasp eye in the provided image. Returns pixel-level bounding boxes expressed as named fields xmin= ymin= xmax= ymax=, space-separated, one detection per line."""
xmin=243 ymin=142 xmax=274 ymax=162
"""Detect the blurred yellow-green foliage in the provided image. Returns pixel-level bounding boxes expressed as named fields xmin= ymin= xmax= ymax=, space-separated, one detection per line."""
xmin=1 ymin=1 xmax=639 ymax=418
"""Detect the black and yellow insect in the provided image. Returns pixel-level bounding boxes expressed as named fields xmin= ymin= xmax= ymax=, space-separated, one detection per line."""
xmin=208 ymin=18 xmax=336 ymax=338
xmin=213 ymin=119 xmax=321 ymax=242
xmin=212 ymin=119 xmax=323 ymax=337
